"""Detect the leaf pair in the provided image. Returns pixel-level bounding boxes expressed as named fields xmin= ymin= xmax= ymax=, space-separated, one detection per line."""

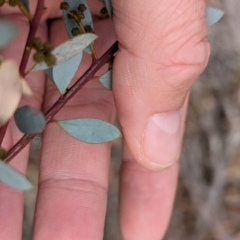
xmin=33 ymin=33 xmax=97 ymax=94
xmin=14 ymin=106 xmax=121 ymax=144
xmin=44 ymin=0 xmax=96 ymax=94
xmin=32 ymin=33 xmax=97 ymax=72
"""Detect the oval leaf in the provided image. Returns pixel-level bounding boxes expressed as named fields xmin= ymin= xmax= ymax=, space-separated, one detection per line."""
xmin=14 ymin=106 xmax=46 ymax=134
xmin=0 ymin=160 xmax=32 ymax=191
xmin=63 ymin=0 xmax=94 ymax=54
xmin=52 ymin=53 xmax=82 ymax=94
xmin=101 ymin=0 xmax=112 ymax=17
xmin=31 ymin=33 xmax=97 ymax=72
xmin=0 ymin=60 xmax=22 ymax=126
xmin=99 ymin=70 xmax=112 ymax=90
xmin=58 ymin=118 xmax=121 ymax=143
xmin=207 ymin=7 xmax=224 ymax=27
xmin=0 ymin=20 xmax=17 ymax=49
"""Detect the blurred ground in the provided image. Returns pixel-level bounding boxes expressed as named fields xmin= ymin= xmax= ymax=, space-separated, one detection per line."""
xmin=23 ymin=0 xmax=240 ymax=239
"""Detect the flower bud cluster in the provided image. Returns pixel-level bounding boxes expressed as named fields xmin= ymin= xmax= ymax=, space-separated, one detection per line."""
xmin=30 ymin=38 xmax=56 ymax=67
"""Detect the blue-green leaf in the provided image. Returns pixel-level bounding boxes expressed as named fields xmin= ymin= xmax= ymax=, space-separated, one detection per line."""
xmin=207 ymin=7 xmax=224 ymax=27
xmin=20 ymin=0 xmax=29 ymax=11
xmin=0 ymin=20 xmax=17 ymax=49
xmin=14 ymin=106 xmax=46 ymax=134
xmin=63 ymin=0 xmax=94 ymax=54
xmin=52 ymin=53 xmax=82 ymax=94
xmin=99 ymin=70 xmax=112 ymax=90
xmin=45 ymin=68 xmax=54 ymax=81
xmin=58 ymin=118 xmax=121 ymax=143
xmin=0 ymin=160 xmax=32 ymax=191
xmin=101 ymin=0 xmax=112 ymax=17
xmin=31 ymin=33 xmax=97 ymax=72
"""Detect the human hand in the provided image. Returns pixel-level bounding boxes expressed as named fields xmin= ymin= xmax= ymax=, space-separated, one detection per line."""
xmin=0 ymin=0 xmax=209 ymax=239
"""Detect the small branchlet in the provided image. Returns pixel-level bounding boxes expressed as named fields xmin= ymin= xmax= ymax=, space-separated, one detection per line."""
xmin=6 ymin=0 xmax=32 ymax=21
xmin=61 ymin=3 xmax=97 ymax=59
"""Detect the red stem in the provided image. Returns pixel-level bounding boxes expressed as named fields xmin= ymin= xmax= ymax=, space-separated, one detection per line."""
xmin=5 ymin=41 xmax=119 ymax=163
xmin=0 ymin=122 xmax=8 ymax=146
xmin=19 ymin=0 xmax=45 ymax=77
xmin=0 ymin=0 xmax=45 ymax=147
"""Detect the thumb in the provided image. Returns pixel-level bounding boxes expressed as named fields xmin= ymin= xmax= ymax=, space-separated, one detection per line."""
xmin=112 ymin=0 xmax=210 ymax=171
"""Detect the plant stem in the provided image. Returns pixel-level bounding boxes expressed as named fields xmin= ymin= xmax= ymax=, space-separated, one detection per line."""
xmin=5 ymin=41 xmax=119 ymax=163
xmin=19 ymin=0 xmax=45 ymax=77
xmin=17 ymin=2 xmax=32 ymax=21
xmin=0 ymin=122 xmax=8 ymax=146
xmin=0 ymin=0 xmax=45 ymax=147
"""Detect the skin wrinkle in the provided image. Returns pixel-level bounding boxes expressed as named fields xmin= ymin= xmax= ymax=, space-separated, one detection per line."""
xmin=38 ymin=178 xmax=107 ymax=197
xmin=114 ymin=0 xmax=208 ymax=70
xmin=114 ymin=55 xmax=191 ymax=94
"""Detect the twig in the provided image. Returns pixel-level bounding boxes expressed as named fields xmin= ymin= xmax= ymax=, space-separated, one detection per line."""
xmin=5 ymin=41 xmax=119 ymax=163
xmin=0 ymin=122 xmax=8 ymax=146
xmin=17 ymin=2 xmax=32 ymax=21
xmin=66 ymin=10 xmax=98 ymax=60
xmin=0 ymin=0 xmax=45 ymax=147
xmin=19 ymin=0 xmax=45 ymax=77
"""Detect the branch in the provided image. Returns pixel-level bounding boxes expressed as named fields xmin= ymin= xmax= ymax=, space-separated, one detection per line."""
xmin=5 ymin=41 xmax=119 ymax=163
xmin=0 ymin=0 xmax=45 ymax=146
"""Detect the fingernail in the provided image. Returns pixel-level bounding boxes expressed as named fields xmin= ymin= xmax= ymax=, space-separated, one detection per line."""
xmin=142 ymin=110 xmax=182 ymax=167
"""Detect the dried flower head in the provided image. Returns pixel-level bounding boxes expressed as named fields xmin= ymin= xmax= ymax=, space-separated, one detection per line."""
xmin=100 ymin=7 xmax=109 ymax=18
xmin=71 ymin=28 xmax=81 ymax=36
xmin=43 ymin=42 xmax=53 ymax=53
xmin=44 ymin=53 xmax=56 ymax=66
xmin=84 ymin=25 xmax=94 ymax=33
xmin=30 ymin=38 xmax=43 ymax=51
xmin=76 ymin=11 xmax=85 ymax=20
xmin=60 ymin=2 xmax=69 ymax=11
xmin=8 ymin=0 xmax=19 ymax=7
xmin=78 ymin=4 xmax=86 ymax=12
xmin=33 ymin=52 xmax=44 ymax=63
